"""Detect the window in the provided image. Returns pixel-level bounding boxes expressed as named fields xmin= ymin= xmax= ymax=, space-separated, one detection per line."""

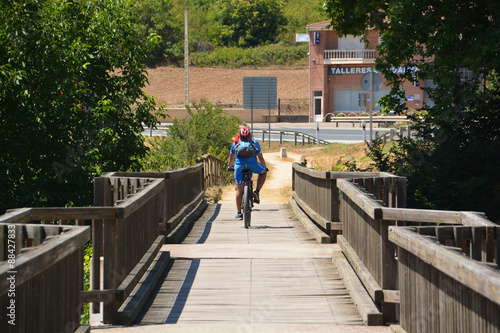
xmin=338 ymin=35 xmax=364 ymax=50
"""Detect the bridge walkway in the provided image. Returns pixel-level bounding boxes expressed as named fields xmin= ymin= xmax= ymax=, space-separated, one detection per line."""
xmin=94 ymin=202 xmax=390 ymax=332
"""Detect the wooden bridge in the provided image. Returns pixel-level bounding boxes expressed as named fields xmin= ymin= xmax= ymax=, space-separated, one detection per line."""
xmin=1 ymin=154 xmax=500 ymax=333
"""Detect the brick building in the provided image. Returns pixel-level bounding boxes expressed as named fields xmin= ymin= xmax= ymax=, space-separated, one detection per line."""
xmin=306 ymin=21 xmax=427 ymax=122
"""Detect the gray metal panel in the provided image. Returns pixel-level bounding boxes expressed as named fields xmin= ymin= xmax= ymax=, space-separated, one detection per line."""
xmin=243 ymin=77 xmax=277 ymax=109
xmin=334 ymin=89 xmax=391 ymax=113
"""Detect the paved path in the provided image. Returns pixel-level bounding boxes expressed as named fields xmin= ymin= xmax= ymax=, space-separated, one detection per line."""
xmin=93 ymin=202 xmax=390 ymax=332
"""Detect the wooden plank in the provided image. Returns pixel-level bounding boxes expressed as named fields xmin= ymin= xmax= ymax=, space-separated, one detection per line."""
xmin=383 ymin=290 xmax=400 ymax=303
xmin=496 ymin=228 xmax=500 ymax=269
xmin=471 ymin=227 xmax=482 ymax=261
xmin=30 ymin=207 xmax=116 ymax=220
xmin=80 ymin=289 xmax=124 ymax=304
xmin=389 ymin=226 xmax=500 ymax=305
xmin=381 ymin=207 xmax=462 ymax=224
xmin=338 ymin=235 xmax=383 ymax=302
xmin=380 ymin=220 xmax=397 ymax=324
xmin=461 ymin=211 xmax=497 ymax=227
xmin=25 ymin=224 xmax=46 ymax=246
xmin=165 ymin=192 xmax=205 ymax=236
xmin=390 ymin=324 xmax=408 ymax=333
xmin=337 ymin=179 xmax=383 ymax=220
xmin=289 ymin=199 xmax=330 ymax=244
xmin=117 ymin=235 xmax=165 ymax=297
xmin=292 ymin=192 xmax=330 ymax=230
xmin=331 ymin=171 xmax=383 ymax=179
xmin=164 ymin=163 xmax=203 ymax=180
xmin=115 ymin=251 xmax=171 ymax=325
xmin=166 ymin=198 xmax=208 ymax=244
xmin=292 ymin=162 xmax=329 ymax=179
xmin=332 ymin=251 xmax=384 ymax=325
xmin=116 ymin=179 xmax=165 ymax=219
xmin=75 ymin=325 xmax=91 ymax=333
xmin=1 ymin=208 xmax=32 ymax=224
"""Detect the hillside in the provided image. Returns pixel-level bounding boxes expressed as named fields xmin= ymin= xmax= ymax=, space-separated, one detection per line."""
xmin=144 ymin=66 xmax=309 ymax=108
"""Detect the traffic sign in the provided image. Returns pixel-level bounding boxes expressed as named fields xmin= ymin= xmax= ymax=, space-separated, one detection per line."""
xmin=361 ymin=73 xmax=382 ymax=92
xmin=243 ymin=77 xmax=277 ymax=109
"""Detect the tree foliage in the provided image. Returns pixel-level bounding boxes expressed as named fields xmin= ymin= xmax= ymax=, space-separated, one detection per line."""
xmin=209 ymin=0 xmax=287 ymax=47
xmin=119 ymin=0 xmax=326 ymax=66
xmin=325 ymin=0 xmax=500 ymax=220
xmin=142 ymin=102 xmax=240 ymax=171
xmin=130 ymin=0 xmax=184 ymax=66
xmin=0 ymin=0 xmax=162 ymax=212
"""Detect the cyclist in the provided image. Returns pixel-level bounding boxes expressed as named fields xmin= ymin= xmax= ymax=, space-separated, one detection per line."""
xmin=227 ymin=126 xmax=267 ymax=220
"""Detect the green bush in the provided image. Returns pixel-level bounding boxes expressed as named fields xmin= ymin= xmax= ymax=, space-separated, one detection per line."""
xmin=209 ymin=0 xmax=287 ymax=48
xmin=142 ymin=102 xmax=241 ymax=171
xmin=190 ymin=43 xmax=308 ymax=68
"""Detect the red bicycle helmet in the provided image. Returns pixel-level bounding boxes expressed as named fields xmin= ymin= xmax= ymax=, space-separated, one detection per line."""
xmin=239 ymin=126 xmax=252 ymax=141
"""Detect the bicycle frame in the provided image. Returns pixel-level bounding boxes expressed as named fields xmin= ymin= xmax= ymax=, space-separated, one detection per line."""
xmin=241 ymin=169 xmax=253 ymax=229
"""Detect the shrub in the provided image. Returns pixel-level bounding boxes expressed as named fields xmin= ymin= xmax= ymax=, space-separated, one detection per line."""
xmin=142 ymin=102 xmax=241 ymax=171
xmin=190 ymin=43 xmax=308 ymax=68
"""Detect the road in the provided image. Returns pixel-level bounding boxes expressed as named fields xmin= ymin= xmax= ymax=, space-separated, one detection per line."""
xmin=141 ymin=122 xmax=389 ymax=143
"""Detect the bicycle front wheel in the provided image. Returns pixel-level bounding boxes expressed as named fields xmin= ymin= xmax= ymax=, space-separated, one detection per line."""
xmin=243 ymin=185 xmax=251 ymax=229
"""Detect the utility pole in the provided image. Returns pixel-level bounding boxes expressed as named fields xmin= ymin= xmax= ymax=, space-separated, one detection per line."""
xmin=184 ymin=8 xmax=189 ymax=106
xmin=369 ymin=71 xmax=373 ymax=145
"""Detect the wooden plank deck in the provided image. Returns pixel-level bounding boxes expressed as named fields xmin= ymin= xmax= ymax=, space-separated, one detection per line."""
xmin=93 ymin=203 xmax=391 ymax=332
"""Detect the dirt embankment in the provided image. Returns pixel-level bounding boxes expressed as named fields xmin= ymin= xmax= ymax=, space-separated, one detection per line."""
xmin=144 ymin=66 xmax=309 ymax=113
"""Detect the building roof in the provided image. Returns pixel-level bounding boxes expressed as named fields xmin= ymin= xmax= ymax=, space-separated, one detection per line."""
xmin=306 ymin=21 xmax=332 ymax=30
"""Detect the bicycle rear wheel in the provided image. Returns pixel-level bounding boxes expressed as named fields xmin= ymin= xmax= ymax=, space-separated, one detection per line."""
xmin=243 ymin=185 xmax=251 ymax=229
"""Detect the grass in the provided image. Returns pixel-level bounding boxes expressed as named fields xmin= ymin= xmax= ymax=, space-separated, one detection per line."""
xmin=260 ymin=141 xmax=374 ymax=171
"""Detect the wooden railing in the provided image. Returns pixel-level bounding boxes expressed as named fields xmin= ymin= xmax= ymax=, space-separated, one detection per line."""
xmin=196 ymin=154 xmax=224 ymax=188
xmin=0 ymin=155 xmax=223 ymax=329
xmin=292 ymin=163 xmax=500 ymax=330
xmin=390 ymin=225 xmax=500 ymax=332
xmin=291 ymin=163 xmax=406 ymax=243
xmin=0 ymin=219 xmax=90 ymax=333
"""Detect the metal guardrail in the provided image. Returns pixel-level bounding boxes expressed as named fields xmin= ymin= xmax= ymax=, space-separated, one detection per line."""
xmin=253 ymin=129 xmax=329 ymax=145
xmin=379 ymin=126 xmax=416 ymax=143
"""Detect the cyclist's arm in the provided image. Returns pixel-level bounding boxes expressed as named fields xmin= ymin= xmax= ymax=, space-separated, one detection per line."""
xmin=228 ymin=152 xmax=235 ymax=168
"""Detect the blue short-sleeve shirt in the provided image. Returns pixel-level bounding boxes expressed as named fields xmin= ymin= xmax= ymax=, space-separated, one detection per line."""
xmin=231 ymin=139 xmax=266 ymax=185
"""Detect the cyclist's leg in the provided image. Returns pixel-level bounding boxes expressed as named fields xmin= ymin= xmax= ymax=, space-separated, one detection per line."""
xmin=247 ymin=161 xmax=266 ymax=203
xmin=250 ymin=161 xmax=267 ymax=191
xmin=235 ymin=184 xmax=244 ymax=212
xmin=234 ymin=164 xmax=245 ymax=216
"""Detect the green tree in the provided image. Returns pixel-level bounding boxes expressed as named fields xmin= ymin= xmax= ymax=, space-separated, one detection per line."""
xmin=130 ymin=0 xmax=184 ymax=66
xmin=324 ymin=0 xmax=500 ymax=220
xmin=280 ymin=0 xmax=328 ymax=44
xmin=0 ymin=0 xmax=162 ymax=212
xmin=142 ymin=102 xmax=240 ymax=171
xmin=210 ymin=0 xmax=287 ymax=47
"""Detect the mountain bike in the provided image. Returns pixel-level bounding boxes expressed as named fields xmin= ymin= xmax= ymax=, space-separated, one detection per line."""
xmin=227 ymin=167 xmax=253 ymax=229
xmin=228 ymin=166 xmax=268 ymax=229
xmin=241 ymin=169 xmax=253 ymax=229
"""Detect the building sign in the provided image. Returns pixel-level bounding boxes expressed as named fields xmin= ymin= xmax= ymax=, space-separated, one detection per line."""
xmin=295 ymin=33 xmax=309 ymax=42
xmin=328 ymin=66 xmax=418 ymax=75
xmin=329 ymin=67 xmax=375 ymax=75
xmin=314 ymin=32 xmax=320 ymax=44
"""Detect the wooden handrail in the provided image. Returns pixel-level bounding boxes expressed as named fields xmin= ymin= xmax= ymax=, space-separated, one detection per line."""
xmin=0 ymin=153 xmax=224 ymax=328
xmin=0 ymin=223 xmax=90 ymax=332
xmin=389 ymin=225 xmax=500 ymax=332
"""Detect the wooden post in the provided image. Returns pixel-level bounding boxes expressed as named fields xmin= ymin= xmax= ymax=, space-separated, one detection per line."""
xmin=93 ymin=177 xmax=113 ymax=315
xmin=381 ymin=219 xmax=397 ymax=323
